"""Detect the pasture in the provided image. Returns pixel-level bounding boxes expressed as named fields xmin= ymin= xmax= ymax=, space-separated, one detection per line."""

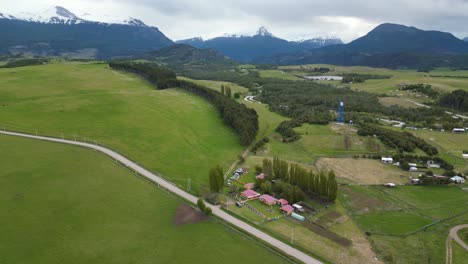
xmin=0 ymin=135 xmax=288 ymax=264
xmin=0 ymin=63 xmax=244 ymax=194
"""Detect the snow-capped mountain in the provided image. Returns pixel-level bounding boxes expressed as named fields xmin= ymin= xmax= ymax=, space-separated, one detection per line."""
xmin=0 ymin=6 xmax=149 ymax=27
xmin=177 ymin=27 xmax=343 ymax=62
xmin=0 ymin=6 xmax=173 ymax=58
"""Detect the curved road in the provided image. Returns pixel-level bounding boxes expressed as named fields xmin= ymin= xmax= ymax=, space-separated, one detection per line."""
xmin=446 ymin=224 xmax=468 ymax=264
xmin=0 ymin=130 xmax=321 ymax=264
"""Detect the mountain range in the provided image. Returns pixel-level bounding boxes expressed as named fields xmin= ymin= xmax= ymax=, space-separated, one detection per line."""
xmin=0 ymin=6 xmax=173 ymax=58
xmin=176 ymin=27 xmax=343 ymax=62
xmin=1 ymin=6 xmax=468 ymax=69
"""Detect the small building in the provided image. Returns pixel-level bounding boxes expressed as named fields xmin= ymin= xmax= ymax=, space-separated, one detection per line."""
xmin=381 ymin=157 xmax=394 ymax=164
xmin=244 ymin=183 xmax=255 ymax=190
xmin=259 ymin=194 xmax=277 ymax=206
xmin=426 ymin=160 xmax=441 ymax=169
xmin=235 ymin=168 xmax=245 ymax=175
xmin=463 ymin=153 xmax=468 ymax=159
xmin=451 ymin=176 xmax=466 ymax=184
xmin=277 ymin=199 xmax=289 ymax=206
xmin=292 ymin=204 xmax=305 ymax=213
xmin=411 ymin=178 xmax=420 ymax=184
xmin=409 ymin=167 xmax=418 ymax=172
xmin=408 ymin=163 xmax=418 ymax=167
xmin=256 ymin=173 xmax=265 ymax=181
xmin=452 ymin=128 xmax=466 ymax=133
xmin=281 ymin=205 xmax=295 ymax=215
xmin=291 ymin=213 xmax=305 ymax=221
xmin=241 ymin=190 xmax=260 ymax=200
xmin=231 ymin=173 xmax=240 ymax=180
xmin=384 ymin=183 xmax=396 ymax=188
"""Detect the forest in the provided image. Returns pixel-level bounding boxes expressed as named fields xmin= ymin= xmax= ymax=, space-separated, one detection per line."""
xmin=438 ymin=89 xmax=468 ymax=112
xmin=109 ymin=61 xmax=259 ymax=146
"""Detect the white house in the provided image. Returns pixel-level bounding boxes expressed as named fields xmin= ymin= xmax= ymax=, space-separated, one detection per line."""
xmin=426 ymin=160 xmax=441 ymax=169
xmin=409 ymin=167 xmax=418 ymax=172
xmin=381 ymin=157 xmax=394 ymax=164
xmin=452 ymin=128 xmax=466 ymax=133
xmin=463 ymin=153 xmax=468 ymax=159
xmin=451 ymin=176 xmax=465 ymax=184
xmin=408 ymin=163 xmax=418 ymax=167
xmin=384 ymin=183 xmax=397 ymax=188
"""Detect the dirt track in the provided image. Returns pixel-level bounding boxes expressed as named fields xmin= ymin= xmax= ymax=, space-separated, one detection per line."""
xmin=446 ymin=224 xmax=468 ymax=264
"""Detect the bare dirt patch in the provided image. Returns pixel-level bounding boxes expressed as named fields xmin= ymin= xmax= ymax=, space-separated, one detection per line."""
xmin=173 ymin=204 xmax=209 ymax=226
xmin=316 ymin=158 xmax=409 ymax=185
xmin=302 ymin=220 xmax=352 ymax=247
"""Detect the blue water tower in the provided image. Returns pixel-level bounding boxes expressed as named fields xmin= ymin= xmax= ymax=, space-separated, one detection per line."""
xmin=337 ymin=102 xmax=345 ymax=123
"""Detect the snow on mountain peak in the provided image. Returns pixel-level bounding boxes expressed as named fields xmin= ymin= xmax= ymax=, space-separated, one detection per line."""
xmin=256 ymin=26 xmax=273 ymax=37
xmin=0 ymin=6 xmax=149 ymax=27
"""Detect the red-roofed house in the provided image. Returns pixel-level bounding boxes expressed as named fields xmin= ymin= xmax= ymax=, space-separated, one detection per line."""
xmin=244 ymin=183 xmax=255 ymax=190
xmin=241 ymin=190 xmax=260 ymax=200
xmin=277 ymin=199 xmax=289 ymax=206
xmin=256 ymin=173 xmax=265 ymax=180
xmin=280 ymin=205 xmax=294 ymax=215
xmin=259 ymin=194 xmax=277 ymax=206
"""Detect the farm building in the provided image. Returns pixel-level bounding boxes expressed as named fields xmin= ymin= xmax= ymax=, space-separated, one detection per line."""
xmin=452 ymin=128 xmax=466 ymax=133
xmin=292 ymin=204 xmax=305 ymax=213
xmin=411 ymin=178 xmax=420 ymax=184
xmin=304 ymin=76 xmax=343 ymax=81
xmin=259 ymin=194 xmax=277 ymax=206
xmin=408 ymin=163 xmax=418 ymax=167
xmin=256 ymin=173 xmax=265 ymax=180
xmin=409 ymin=167 xmax=418 ymax=172
xmin=381 ymin=157 xmax=394 ymax=164
xmin=384 ymin=183 xmax=397 ymax=188
xmin=451 ymin=176 xmax=466 ymax=184
xmin=235 ymin=168 xmax=245 ymax=174
xmin=244 ymin=183 xmax=255 ymax=190
xmin=277 ymin=199 xmax=289 ymax=206
xmin=281 ymin=205 xmax=295 ymax=215
xmin=426 ymin=160 xmax=441 ymax=169
xmin=241 ymin=190 xmax=260 ymax=200
xmin=463 ymin=153 xmax=468 ymax=159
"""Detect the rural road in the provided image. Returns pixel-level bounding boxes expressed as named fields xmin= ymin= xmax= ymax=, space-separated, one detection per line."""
xmin=406 ymin=99 xmax=468 ymax=120
xmin=0 ymin=130 xmax=321 ymax=264
xmin=446 ymin=224 xmax=468 ymax=264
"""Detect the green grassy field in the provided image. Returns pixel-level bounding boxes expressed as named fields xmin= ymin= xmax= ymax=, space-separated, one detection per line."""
xmin=340 ymin=184 xmax=468 ymax=263
xmin=452 ymin=240 xmax=468 ymax=264
xmin=0 ymin=135 xmax=289 ymax=264
xmin=0 ymin=63 xmax=244 ymax=194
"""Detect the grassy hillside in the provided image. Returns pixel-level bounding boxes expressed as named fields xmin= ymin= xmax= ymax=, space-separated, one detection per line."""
xmin=0 ymin=63 xmax=244 ymax=194
xmin=0 ymin=135 xmax=288 ymax=264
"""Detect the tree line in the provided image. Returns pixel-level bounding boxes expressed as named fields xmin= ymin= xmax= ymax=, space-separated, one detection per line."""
xmin=357 ymin=124 xmax=438 ymax=156
xmin=439 ymin=90 xmax=468 ymax=113
xmin=275 ymin=113 xmax=332 ymax=142
xmin=401 ymin=83 xmax=439 ymax=99
xmin=109 ymin=61 xmax=259 ymax=146
xmin=261 ymin=157 xmax=338 ymax=201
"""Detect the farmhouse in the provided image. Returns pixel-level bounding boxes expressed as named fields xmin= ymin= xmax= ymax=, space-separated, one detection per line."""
xmin=426 ymin=160 xmax=441 ymax=169
xmin=384 ymin=183 xmax=397 ymax=188
xmin=280 ymin=205 xmax=295 ymax=215
xmin=381 ymin=157 xmax=394 ymax=164
xmin=256 ymin=173 xmax=265 ymax=180
xmin=277 ymin=199 xmax=289 ymax=206
xmin=241 ymin=190 xmax=260 ymax=200
xmin=259 ymin=194 xmax=277 ymax=206
xmin=303 ymin=75 xmax=343 ymax=81
xmin=451 ymin=176 xmax=466 ymax=184
xmin=409 ymin=167 xmax=418 ymax=172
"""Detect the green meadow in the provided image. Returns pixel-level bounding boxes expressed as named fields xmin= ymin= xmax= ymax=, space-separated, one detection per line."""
xmin=0 ymin=135 xmax=288 ymax=264
xmin=0 ymin=63 xmax=244 ymax=194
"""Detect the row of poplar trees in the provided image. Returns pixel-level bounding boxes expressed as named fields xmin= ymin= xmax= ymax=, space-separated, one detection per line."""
xmin=209 ymin=165 xmax=224 ymax=193
xmin=262 ymin=157 xmax=338 ymax=201
xmin=220 ymin=84 xmax=232 ymax=98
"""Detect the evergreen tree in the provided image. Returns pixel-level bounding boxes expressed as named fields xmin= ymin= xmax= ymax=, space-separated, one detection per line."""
xmin=226 ymin=86 xmax=232 ymax=98
xmin=221 ymin=84 xmax=225 ymax=95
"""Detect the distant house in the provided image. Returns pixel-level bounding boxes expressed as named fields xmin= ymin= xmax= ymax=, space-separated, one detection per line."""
xmin=411 ymin=178 xmax=420 ymax=184
xmin=292 ymin=204 xmax=305 ymax=213
xmin=451 ymin=176 xmax=466 ymax=184
xmin=381 ymin=157 xmax=394 ymax=164
xmin=409 ymin=167 xmax=418 ymax=172
xmin=231 ymin=173 xmax=240 ymax=180
xmin=244 ymin=183 xmax=255 ymax=190
xmin=235 ymin=168 xmax=245 ymax=175
xmin=408 ymin=163 xmax=418 ymax=167
xmin=463 ymin=153 xmax=468 ymax=159
xmin=259 ymin=194 xmax=277 ymax=206
xmin=256 ymin=173 xmax=265 ymax=181
xmin=280 ymin=205 xmax=295 ymax=215
xmin=426 ymin=160 xmax=441 ymax=169
xmin=384 ymin=183 xmax=396 ymax=188
xmin=277 ymin=199 xmax=289 ymax=206
xmin=452 ymin=128 xmax=466 ymax=133
xmin=241 ymin=190 xmax=260 ymax=200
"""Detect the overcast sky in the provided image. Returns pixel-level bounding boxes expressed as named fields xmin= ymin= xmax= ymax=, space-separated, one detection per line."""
xmin=2 ymin=0 xmax=468 ymax=42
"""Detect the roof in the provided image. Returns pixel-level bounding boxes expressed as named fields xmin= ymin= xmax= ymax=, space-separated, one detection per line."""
xmin=451 ymin=176 xmax=465 ymax=180
xmin=260 ymin=194 xmax=277 ymax=204
xmin=281 ymin=205 xmax=294 ymax=213
xmin=381 ymin=157 xmax=393 ymax=161
xmin=278 ymin=199 xmax=289 ymax=205
xmin=244 ymin=183 xmax=255 ymax=189
xmin=242 ymin=190 xmax=259 ymax=197
xmin=256 ymin=173 xmax=265 ymax=180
